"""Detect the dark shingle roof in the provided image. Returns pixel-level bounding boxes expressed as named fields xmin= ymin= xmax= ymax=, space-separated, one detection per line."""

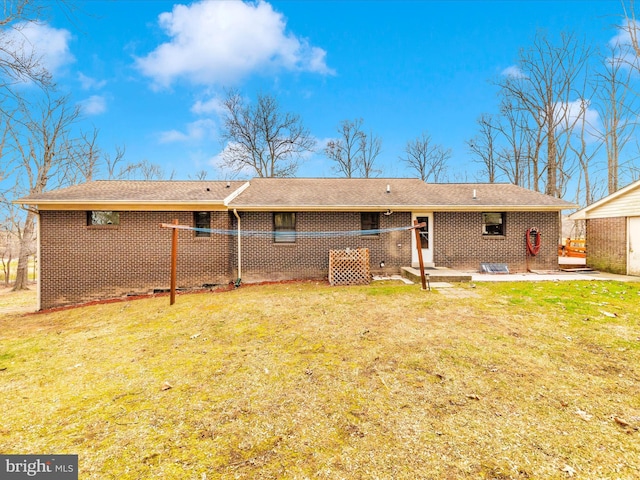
xmin=16 ymin=178 xmax=576 ymax=211
xmin=16 ymin=180 xmax=248 ymax=208
xmin=420 ymin=183 xmax=576 ymax=209
xmin=228 ymin=179 xmax=575 ymax=210
xmin=227 ymin=178 xmax=431 ymax=209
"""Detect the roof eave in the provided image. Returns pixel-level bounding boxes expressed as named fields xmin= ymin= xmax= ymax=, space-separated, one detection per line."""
xmin=572 ymin=179 xmax=640 ymax=217
xmin=230 ymin=204 xmax=574 ymax=212
xmin=568 ymin=210 xmax=587 ymax=220
xmin=15 ymin=200 xmax=229 ymax=211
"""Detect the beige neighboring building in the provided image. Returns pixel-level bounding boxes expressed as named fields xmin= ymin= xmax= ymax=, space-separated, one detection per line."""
xmin=16 ymin=178 xmax=574 ymax=310
xmin=569 ymin=179 xmax=640 ymax=276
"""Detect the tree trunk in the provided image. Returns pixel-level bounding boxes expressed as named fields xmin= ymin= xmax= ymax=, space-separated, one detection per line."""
xmin=2 ymin=257 xmax=10 ymax=287
xmin=608 ymin=136 xmax=618 ymax=195
xmin=545 ymin=98 xmax=558 ymax=197
xmin=12 ymin=210 xmax=35 ymax=291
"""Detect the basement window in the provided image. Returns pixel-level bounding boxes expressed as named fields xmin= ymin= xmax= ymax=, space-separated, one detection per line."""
xmin=87 ymin=211 xmax=120 ymax=226
xmin=194 ymin=212 xmax=211 ymax=237
xmin=482 ymin=212 xmax=505 ymax=236
xmin=274 ymin=212 xmax=296 ymax=243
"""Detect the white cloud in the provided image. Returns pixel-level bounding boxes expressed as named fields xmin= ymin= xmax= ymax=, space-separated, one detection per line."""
xmin=557 ymin=99 xmax=601 ymax=142
xmin=501 ymin=65 xmax=527 ymax=79
xmin=159 ymin=130 xmax=188 ymax=143
xmin=559 ymin=99 xmax=597 ymax=125
xmin=210 ymin=141 xmax=256 ymax=177
xmin=609 ymin=19 xmax=637 ymax=48
xmin=78 ymin=72 xmax=107 ymax=90
xmin=606 ymin=20 xmax=640 ymax=70
xmin=314 ymin=136 xmax=335 ymax=153
xmin=209 ymin=147 xmax=228 ymax=169
xmin=158 ymin=119 xmax=216 ymax=143
xmin=3 ymin=22 xmax=74 ymax=76
xmin=135 ymin=0 xmax=334 ymax=88
xmin=191 ymin=96 xmax=226 ymax=116
xmin=79 ymin=95 xmax=107 ymax=116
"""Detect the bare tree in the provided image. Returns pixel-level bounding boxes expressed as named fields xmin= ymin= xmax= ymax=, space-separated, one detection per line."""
xmin=593 ymin=43 xmax=638 ymax=195
xmin=325 ymin=119 xmax=364 ymax=178
xmin=359 ymin=130 xmax=382 ymax=178
xmin=100 ymin=147 xmax=171 ymax=181
xmin=497 ymin=31 xmax=593 ymax=197
xmin=119 ymin=159 xmax=168 ymax=180
xmin=104 ymin=145 xmax=127 ymax=179
xmin=219 ymin=90 xmax=315 ymax=177
xmin=60 ymin=127 xmax=102 ymax=184
xmin=621 ymin=0 xmax=640 ymax=58
xmin=468 ymin=114 xmax=499 ymax=182
xmin=325 ymin=118 xmax=383 ymax=178
xmin=0 ymin=203 xmax=19 ymax=287
xmin=401 ymin=132 xmax=450 ymax=182
xmin=7 ymin=92 xmax=80 ymax=290
xmin=190 ymin=170 xmax=208 ymax=180
xmin=568 ymin=98 xmax=601 ymax=205
xmin=495 ymin=96 xmax=539 ymax=189
xmin=0 ymin=1 xmax=53 ymax=92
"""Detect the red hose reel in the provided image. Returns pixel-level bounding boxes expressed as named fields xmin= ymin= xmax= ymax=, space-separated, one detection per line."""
xmin=526 ymin=227 xmax=542 ymax=256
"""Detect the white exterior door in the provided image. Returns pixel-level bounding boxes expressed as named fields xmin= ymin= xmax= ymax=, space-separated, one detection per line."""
xmin=628 ymin=217 xmax=640 ymax=276
xmin=411 ymin=212 xmax=434 ymax=268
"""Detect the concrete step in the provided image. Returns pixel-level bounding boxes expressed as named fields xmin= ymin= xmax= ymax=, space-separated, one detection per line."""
xmin=401 ymin=266 xmax=472 ymax=283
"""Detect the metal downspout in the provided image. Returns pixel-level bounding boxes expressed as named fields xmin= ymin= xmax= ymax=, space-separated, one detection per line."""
xmin=233 ymin=209 xmax=241 ymax=285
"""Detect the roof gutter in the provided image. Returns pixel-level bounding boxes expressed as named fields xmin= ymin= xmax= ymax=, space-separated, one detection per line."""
xmin=228 ymin=204 xmax=576 ymax=212
xmin=17 ymin=201 xmax=232 ymax=212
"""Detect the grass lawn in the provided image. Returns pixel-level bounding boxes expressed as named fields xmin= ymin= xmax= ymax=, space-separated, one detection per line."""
xmin=0 ymin=286 xmax=37 ymax=314
xmin=1 ymin=280 xmax=639 ymax=479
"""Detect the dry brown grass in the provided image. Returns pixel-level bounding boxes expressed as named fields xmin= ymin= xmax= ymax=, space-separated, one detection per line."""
xmin=1 ymin=280 xmax=639 ymax=479
xmin=0 ymin=286 xmax=37 ymax=315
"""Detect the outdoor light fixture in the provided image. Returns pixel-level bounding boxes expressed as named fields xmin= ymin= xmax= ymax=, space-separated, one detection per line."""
xmin=380 ymin=261 xmax=385 ymax=268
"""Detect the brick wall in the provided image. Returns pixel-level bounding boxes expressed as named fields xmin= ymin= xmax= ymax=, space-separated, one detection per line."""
xmin=586 ymin=217 xmax=627 ymax=274
xmin=38 ymin=208 xmax=563 ymax=308
xmin=232 ymin=211 xmax=413 ymax=282
xmin=39 ymin=211 xmax=232 ymax=309
xmin=433 ymin=211 xmax=560 ymax=272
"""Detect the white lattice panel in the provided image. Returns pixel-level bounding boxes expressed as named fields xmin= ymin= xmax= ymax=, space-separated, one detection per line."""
xmin=328 ymin=248 xmax=371 ymax=286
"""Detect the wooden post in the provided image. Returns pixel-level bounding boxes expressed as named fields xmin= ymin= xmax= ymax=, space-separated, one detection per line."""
xmin=413 ymin=220 xmax=428 ymax=290
xmin=170 ymin=219 xmax=178 ymax=305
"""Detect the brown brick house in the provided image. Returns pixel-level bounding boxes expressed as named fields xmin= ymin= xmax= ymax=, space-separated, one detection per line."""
xmin=17 ymin=178 xmax=574 ymax=309
xmin=569 ymin=179 xmax=640 ymax=276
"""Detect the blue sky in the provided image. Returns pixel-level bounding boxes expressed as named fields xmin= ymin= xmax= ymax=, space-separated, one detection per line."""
xmin=33 ymin=0 xmax=627 ymax=181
